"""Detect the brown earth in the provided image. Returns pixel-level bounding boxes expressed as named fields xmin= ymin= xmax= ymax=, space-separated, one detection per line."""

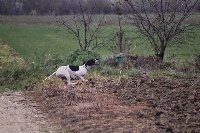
xmin=25 ymin=73 xmax=200 ymax=133
xmin=0 ymin=91 xmax=54 ymax=133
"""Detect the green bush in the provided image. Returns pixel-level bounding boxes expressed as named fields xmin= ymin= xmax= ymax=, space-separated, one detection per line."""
xmin=42 ymin=54 xmax=64 ymax=74
xmin=65 ymin=49 xmax=101 ymax=65
xmin=0 ymin=43 xmax=46 ymax=91
xmin=0 ymin=62 xmax=45 ymax=91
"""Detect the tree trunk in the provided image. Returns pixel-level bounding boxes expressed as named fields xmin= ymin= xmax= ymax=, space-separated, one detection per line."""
xmin=157 ymin=51 xmax=165 ymax=61
xmin=118 ymin=31 xmax=123 ymax=53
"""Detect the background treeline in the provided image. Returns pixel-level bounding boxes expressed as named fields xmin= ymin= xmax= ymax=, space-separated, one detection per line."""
xmin=0 ymin=0 xmax=200 ymax=15
xmin=0 ymin=0 xmax=113 ymax=15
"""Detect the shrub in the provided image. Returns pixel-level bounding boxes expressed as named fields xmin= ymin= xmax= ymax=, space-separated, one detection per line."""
xmin=65 ymin=49 xmax=101 ymax=65
xmin=0 ymin=43 xmax=45 ymax=91
xmin=42 ymin=54 xmax=64 ymax=74
xmin=0 ymin=61 xmax=45 ymax=91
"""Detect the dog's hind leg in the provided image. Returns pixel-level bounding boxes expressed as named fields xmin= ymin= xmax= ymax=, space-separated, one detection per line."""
xmin=64 ymin=72 xmax=78 ymax=86
xmin=61 ymin=77 xmax=68 ymax=86
xmin=57 ymin=72 xmax=77 ymax=87
xmin=60 ymin=77 xmax=69 ymax=89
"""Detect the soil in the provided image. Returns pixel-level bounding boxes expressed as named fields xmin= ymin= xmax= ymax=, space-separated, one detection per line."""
xmin=24 ymin=73 xmax=200 ymax=133
xmin=1 ymin=73 xmax=199 ymax=133
xmin=0 ymin=91 xmax=54 ymax=133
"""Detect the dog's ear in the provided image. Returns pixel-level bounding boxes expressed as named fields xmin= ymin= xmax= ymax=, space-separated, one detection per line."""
xmin=83 ymin=61 xmax=87 ymax=65
xmin=84 ymin=59 xmax=94 ymax=66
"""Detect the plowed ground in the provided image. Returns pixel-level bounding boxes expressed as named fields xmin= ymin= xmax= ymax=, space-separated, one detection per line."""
xmin=26 ymin=74 xmax=200 ymax=133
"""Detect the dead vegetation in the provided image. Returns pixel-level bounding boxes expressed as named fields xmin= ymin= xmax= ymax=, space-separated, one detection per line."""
xmin=25 ymin=73 xmax=200 ymax=133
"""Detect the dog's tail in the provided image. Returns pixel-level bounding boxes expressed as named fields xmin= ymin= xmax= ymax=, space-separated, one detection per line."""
xmin=43 ymin=72 xmax=56 ymax=81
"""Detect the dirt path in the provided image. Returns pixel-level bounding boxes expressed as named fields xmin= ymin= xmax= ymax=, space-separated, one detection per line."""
xmin=0 ymin=91 xmax=52 ymax=133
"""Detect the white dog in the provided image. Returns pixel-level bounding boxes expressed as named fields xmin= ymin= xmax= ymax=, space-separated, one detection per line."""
xmin=44 ymin=59 xmax=99 ymax=86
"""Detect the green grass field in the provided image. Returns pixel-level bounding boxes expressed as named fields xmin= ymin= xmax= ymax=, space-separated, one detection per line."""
xmin=0 ymin=15 xmax=200 ymax=63
xmin=0 ymin=23 xmax=78 ymax=61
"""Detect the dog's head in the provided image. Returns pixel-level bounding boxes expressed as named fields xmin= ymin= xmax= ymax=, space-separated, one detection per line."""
xmin=84 ymin=59 xmax=99 ymax=67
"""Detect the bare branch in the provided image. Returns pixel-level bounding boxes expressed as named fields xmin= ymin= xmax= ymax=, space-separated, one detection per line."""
xmin=124 ymin=0 xmax=198 ymax=60
xmin=53 ymin=1 xmax=106 ymax=51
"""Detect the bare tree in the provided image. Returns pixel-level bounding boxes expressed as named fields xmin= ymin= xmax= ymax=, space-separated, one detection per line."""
xmin=105 ymin=0 xmax=136 ymax=55
xmin=112 ymin=0 xmax=124 ymax=53
xmin=54 ymin=1 xmax=106 ymax=51
xmin=124 ymin=0 xmax=198 ymax=61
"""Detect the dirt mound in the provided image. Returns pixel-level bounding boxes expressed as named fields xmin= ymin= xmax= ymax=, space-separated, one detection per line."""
xmin=27 ymin=80 xmax=154 ymax=132
xmin=26 ymin=74 xmax=200 ymax=132
xmin=105 ymin=54 xmax=161 ymax=70
xmin=106 ymin=74 xmax=200 ymax=132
